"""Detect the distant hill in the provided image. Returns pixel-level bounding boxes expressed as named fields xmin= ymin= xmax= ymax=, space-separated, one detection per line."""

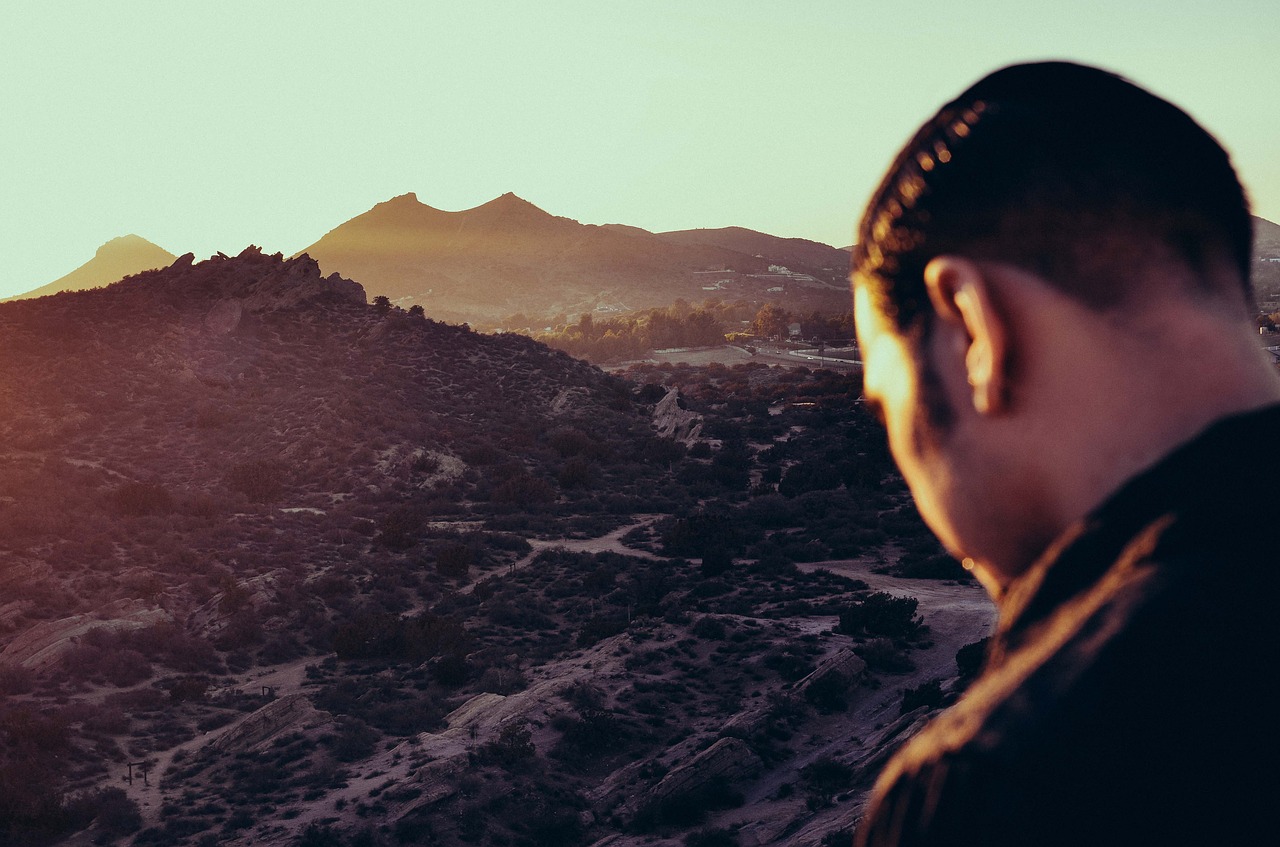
xmin=7 ymin=234 xmax=175 ymax=301
xmin=1254 ymin=215 xmax=1280 ymax=257
xmin=298 ymin=193 xmax=852 ymax=325
xmin=656 ymin=225 xmax=850 ymax=275
xmin=1252 ymin=216 xmax=1280 ymax=310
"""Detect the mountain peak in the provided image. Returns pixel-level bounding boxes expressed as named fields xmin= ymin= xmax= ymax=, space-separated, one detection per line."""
xmin=466 ymin=192 xmax=558 ymax=226
xmin=95 ymin=233 xmax=161 ymax=251
xmin=8 ymin=235 xmax=177 ymax=301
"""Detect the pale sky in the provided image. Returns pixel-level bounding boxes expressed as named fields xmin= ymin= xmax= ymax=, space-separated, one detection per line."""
xmin=1 ymin=0 xmax=1277 ymax=298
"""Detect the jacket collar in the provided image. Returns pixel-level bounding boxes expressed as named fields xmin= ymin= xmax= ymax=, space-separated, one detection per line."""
xmin=995 ymin=401 xmax=1280 ymax=646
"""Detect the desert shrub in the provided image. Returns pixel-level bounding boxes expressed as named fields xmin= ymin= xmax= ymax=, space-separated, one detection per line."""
xmin=377 ymin=505 xmax=424 ymax=551
xmin=901 ymin=678 xmax=945 ymax=715
xmin=332 ymin=611 xmax=469 ymax=662
xmin=110 ymin=481 xmax=174 ymax=516
xmin=478 ymin=720 xmax=535 ymax=769
xmin=835 ymin=592 xmax=922 ymax=639
xmin=801 ymin=756 xmax=854 ymax=808
xmin=104 ymin=687 xmax=167 ymax=713
xmin=294 ymin=822 xmax=346 ymax=846
xmin=429 ymin=654 xmax=471 ymax=686
xmin=762 ymin=648 xmax=814 ymax=682
xmin=83 ymin=786 xmax=142 ymax=837
xmin=0 ymin=665 xmax=34 ymax=695
xmin=83 ymin=707 xmax=130 ymax=735
xmin=636 ymin=780 xmax=744 ymax=829
xmin=324 ymin=717 xmax=380 ymax=762
xmin=896 ymin=550 xmax=969 ymax=580
xmin=558 ymin=456 xmax=598 ymax=489
xmin=821 ymin=827 xmax=855 ymax=847
xmin=492 ymin=472 xmax=557 ymax=509
xmin=226 ymin=459 xmax=287 ymax=502
xmin=691 ymin=616 xmax=727 ymax=641
xmin=804 ymin=671 xmax=852 ymax=714
xmin=956 ymin=637 xmax=990 ymax=681
xmin=778 ymin=461 xmax=842 ymax=496
xmin=855 ymin=637 xmax=915 ymax=673
xmin=435 ymin=542 xmax=474 ymax=578
xmin=686 ymin=828 xmax=740 ymax=847
xmin=101 ymin=648 xmax=153 ymax=687
xmin=552 ymin=708 xmax=628 ymax=763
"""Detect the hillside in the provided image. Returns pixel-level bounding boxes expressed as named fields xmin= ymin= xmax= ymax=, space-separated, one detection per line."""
xmin=656 ymin=226 xmax=850 ymax=277
xmin=7 ymin=235 xmax=176 ymax=301
xmin=0 ymin=252 xmax=990 ymax=847
xmin=1251 ymin=216 xmax=1280 ymax=310
xmin=297 ymin=193 xmax=851 ymax=325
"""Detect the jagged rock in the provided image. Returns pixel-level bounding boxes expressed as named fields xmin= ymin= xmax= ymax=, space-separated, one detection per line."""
xmin=0 ymin=599 xmax=171 ymax=669
xmin=187 ymin=570 xmax=283 ymax=639
xmin=121 ymin=245 xmax=366 ymax=312
xmin=719 ymin=702 xmax=771 ymax=740
xmin=794 ymin=648 xmax=868 ymax=697
xmin=0 ymin=601 xmax=32 ymax=633
xmin=621 ymin=737 xmax=762 ymax=821
xmin=653 ymin=387 xmax=702 ymax=443
xmin=200 ymin=693 xmax=331 ymax=756
xmin=204 ymin=297 xmax=243 ymax=335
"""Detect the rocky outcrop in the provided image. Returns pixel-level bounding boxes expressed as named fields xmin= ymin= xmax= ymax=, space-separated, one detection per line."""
xmin=794 ymin=649 xmax=867 ymax=697
xmin=125 ymin=245 xmax=366 ymax=312
xmin=203 ymin=297 xmax=243 ymax=334
xmin=619 ymin=737 xmax=762 ymax=822
xmin=718 ymin=649 xmax=867 ymax=741
xmin=200 ymin=693 xmax=331 ymax=756
xmin=0 ymin=599 xmax=171 ymax=669
xmin=653 ymin=387 xmax=702 ymax=443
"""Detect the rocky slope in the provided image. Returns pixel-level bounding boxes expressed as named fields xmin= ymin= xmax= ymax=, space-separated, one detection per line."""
xmin=0 ymin=258 xmax=990 ymax=847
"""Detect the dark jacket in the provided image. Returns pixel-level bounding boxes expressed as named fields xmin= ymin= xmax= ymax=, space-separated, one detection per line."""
xmin=856 ymin=404 xmax=1280 ymax=846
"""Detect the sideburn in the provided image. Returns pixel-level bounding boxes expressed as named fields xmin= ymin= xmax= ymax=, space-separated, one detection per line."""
xmin=910 ymin=320 xmax=957 ymax=456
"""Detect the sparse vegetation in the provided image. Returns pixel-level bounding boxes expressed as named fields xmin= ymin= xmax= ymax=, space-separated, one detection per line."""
xmin=0 ymin=251 xmax=992 ymax=847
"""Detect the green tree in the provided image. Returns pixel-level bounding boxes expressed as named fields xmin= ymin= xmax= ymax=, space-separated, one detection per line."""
xmin=752 ymin=303 xmax=791 ymax=340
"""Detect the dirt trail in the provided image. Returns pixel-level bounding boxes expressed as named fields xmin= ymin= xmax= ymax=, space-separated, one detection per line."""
xmin=121 ymin=655 xmax=318 ymax=826
xmin=721 ymin=558 xmax=998 ymax=844
xmin=459 ymin=517 xmax=661 ymax=595
xmin=796 ymin=557 xmax=998 ymax=702
xmin=123 ymin=521 xmax=661 ymax=824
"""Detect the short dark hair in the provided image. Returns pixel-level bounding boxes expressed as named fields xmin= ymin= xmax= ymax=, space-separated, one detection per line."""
xmin=853 ymin=61 xmax=1253 ymax=331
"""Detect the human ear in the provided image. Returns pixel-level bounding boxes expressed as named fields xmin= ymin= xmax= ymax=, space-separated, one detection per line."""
xmin=923 ymin=256 xmax=1010 ymax=415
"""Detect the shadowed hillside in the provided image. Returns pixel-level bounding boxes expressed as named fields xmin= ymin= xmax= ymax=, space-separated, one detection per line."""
xmin=0 ymin=252 xmax=991 ymax=847
xmin=298 ymin=193 xmax=851 ymax=325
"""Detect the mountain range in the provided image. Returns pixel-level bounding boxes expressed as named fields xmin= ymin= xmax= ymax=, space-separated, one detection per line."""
xmin=16 ymin=202 xmax=1280 ymax=324
xmin=10 ymin=195 xmax=855 ymax=323
xmin=295 ymin=193 xmax=853 ymax=325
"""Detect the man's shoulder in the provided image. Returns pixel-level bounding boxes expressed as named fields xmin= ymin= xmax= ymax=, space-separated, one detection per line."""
xmin=858 ymin=519 xmax=1276 ymax=845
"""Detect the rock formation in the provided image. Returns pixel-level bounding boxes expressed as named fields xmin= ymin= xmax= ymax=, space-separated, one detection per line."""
xmin=653 ymin=387 xmax=702 ymax=443
xmin=0 ymin=599 xmax=171 ymax=669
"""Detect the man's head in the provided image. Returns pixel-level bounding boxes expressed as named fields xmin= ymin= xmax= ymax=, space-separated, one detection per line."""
xmin=854 ymin=62 xmax=1253 ymax=333
xmin=853 ymin=61 xmax=1272 ymax=593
